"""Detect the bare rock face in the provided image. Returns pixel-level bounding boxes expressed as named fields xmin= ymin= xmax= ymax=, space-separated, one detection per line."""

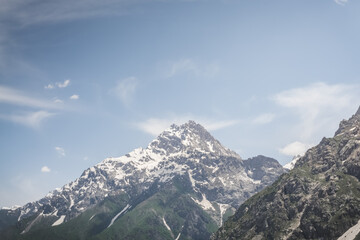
xmin=212 ymin=108 xmax=360 ymax=240
xmin=0 ymin=121 xmax=285 ymax=239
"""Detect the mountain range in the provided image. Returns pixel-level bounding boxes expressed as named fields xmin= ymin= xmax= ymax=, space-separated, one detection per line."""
xmin=4 ymin=107 xmax=359 ymax=240
xmin=0 ymin=120 xmax=286 ymax=240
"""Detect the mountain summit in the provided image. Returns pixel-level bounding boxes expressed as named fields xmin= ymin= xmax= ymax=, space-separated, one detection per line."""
xmin=213 ymin=107 xmax=360 ymax=240
xmin=0 ymin=121 xmax=285 ymax=240
xmin=150 ymin=120 xmax=238 ymax=157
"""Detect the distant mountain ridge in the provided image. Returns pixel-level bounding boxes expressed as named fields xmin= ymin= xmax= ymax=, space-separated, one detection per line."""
xmin=212 ymin=107 xmax=360 ymax=240
xmin=0 ymin=120 xmax=285 ymax=240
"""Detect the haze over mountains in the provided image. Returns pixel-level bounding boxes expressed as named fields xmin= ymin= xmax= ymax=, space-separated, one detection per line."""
xmin=0 ymin=121 xmax=285 ymax=239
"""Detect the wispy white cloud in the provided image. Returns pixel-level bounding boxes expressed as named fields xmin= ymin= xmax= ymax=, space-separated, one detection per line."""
xmin=110 ymin=77 xmax=138 ymax=106
xmin=54 ymin=98 xmax=63 ymax=104
xmin=0 ymin=85 xmax=62 ymax=109
xmin=136 ymin=116 xmax=238 ymax=136
xmin=204 ymin=120 xmax=239 ymax=131
xmin=56 ymin=79 xmax=70 ymax=88
xmin=136 ymin=118 xmax=177 ymax=136
xmin=44 ymin=84 xmax=54 ymax=89
xmin=279 ymin=141 xmax=314 ymax=156
xmin=0 ymin=111 xmax=56 ymax=128
xmin=273 ymin=82 xmax=360 ymax=141
xmin=41 ymin=166 xmax=51 ymax=173
xmin=69 ymin=94 xmax=79 ymax=100
xmin=334 ymin=0 xmax=348 ymax=5
xmin=166 ymin=58 xmax=219 ymax=78
xmin=55 ymin=146 xmax=65 ymax=157
xmin=45 ymin=79 xmax=71 ymax=89
xmin=252 ymin=113 xmax=275 ymax=125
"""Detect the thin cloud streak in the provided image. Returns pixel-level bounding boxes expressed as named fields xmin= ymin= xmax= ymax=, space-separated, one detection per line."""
xmin=0 ymin=111 xmax=56 ymax=128
xmin=0 ymin=85 xmax=63 ymax=109
xmin=334 ymin=0 xmax=348 ymax=5
xmin=205 ymin=120 xmax=239 ymax=131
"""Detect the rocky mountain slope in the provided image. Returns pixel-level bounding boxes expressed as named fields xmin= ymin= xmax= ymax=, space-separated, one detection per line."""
xmin=212 ymin=107 xmax=360 ymax=240
xmin=0 ymin=121 xmax=285 ymax=240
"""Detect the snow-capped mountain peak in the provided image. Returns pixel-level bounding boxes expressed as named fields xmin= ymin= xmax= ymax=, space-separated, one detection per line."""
xmin=1 ymin=121 xmax=285 ymax=236
xmin=149 ymin=120 xmax=238 ymax=157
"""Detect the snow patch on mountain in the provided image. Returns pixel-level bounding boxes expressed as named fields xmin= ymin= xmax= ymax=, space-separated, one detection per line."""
xmin=162 ymin=217 xmax=172 ymax=233
xmin=191 ymin=193 xmax=215 ymax=211
xmin=89 ymin=214 xmax=96 ymax=221
xmin=175 ymin=232 xmax=182 ymax=240
xmin=218 ymin=203 xmax=229 ymax=226
xmin=107 ymin=204 xmax=131 ymax=228
xmin=284 ymin=155 xmax=302 ymax=170
xmin=52 ymin=215 xmax=66 ymax=226
xmin=1 ymin=205 xmax=20 ymax=211
xmin=338 ymin=219 xmax=360 ymax=240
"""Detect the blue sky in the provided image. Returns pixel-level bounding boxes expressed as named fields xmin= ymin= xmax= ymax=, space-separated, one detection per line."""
xmin=1 ymin=0 xmax=360 ymax=207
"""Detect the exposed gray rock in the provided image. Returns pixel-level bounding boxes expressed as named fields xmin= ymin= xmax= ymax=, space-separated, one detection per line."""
xmin=212 ymin=107 xmax=360 ymax=240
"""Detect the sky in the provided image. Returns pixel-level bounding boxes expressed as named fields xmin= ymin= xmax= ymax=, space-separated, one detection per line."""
xmin=1 ymin=0 xmax=360 ymax=207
